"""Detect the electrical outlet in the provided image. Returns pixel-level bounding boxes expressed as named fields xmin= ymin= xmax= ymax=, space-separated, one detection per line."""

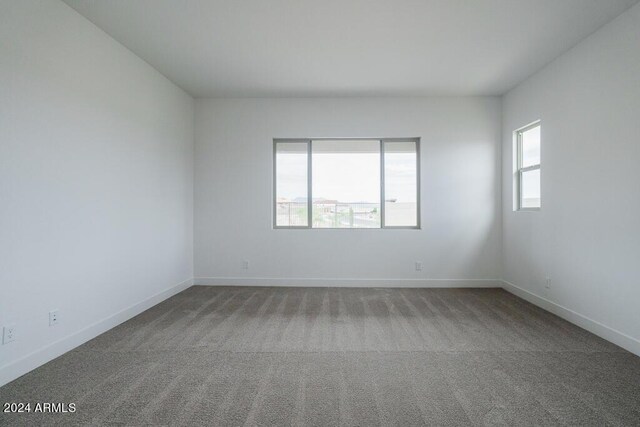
xmin=415 ymin=261 xmax=423 ymax=271
xmin=49 ymin=310 xmax=60 ymax=326
xmin=545 ymin=277 xmax=551 ymax=289
xmin=3 ymin=324 xmax=16 ymax=344
xmin=242 ymin=260 xmax=249 ymax=270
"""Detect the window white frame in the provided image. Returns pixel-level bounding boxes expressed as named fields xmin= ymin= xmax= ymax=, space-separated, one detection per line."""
xmin=515 ymin=122 xmax=541 ymax=211
xmin=273 ymin=138 xmax=421 ymax=229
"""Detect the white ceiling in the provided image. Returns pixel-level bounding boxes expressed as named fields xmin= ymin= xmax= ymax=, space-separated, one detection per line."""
xmin=63 ymin=0 xmax=638 ymax=98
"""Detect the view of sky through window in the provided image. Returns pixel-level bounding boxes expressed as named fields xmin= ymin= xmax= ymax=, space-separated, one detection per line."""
xmin=521 ymin=126 xmax=540 ymax=168
xmin=312 ymin=140 xmax=380 ymax=228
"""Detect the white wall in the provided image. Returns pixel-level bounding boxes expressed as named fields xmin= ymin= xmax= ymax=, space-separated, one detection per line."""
xmin=0 ymin=0 xmax=194 ymax=385
xmin=502 ymin=2 xmax=640 ymax=354
xmin=195 ymin=97 xmax=502 ymax=286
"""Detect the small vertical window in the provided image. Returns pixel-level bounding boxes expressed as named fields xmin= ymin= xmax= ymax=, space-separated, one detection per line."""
xmin=383 ymin=140 xmax=418 ymax=227
xmin=516 ymin=123 xmax=541 ymax=210
xmin=274 ymin=141 xmax=309 ymax=227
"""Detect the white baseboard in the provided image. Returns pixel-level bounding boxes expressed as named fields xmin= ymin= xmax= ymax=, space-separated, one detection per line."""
xmin=501 ymin=280 xmax=640 ymax=356
xmin=0 ymin=278 xmax=193 ymax=387
xmin=194 ymin=277 xmax=502 ymax=288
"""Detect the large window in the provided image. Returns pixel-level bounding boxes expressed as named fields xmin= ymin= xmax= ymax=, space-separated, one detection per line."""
xmin=515 ymin=122 xmax=541 ymax=210
xmin=274 ymin=138 xmax=420 ymax=228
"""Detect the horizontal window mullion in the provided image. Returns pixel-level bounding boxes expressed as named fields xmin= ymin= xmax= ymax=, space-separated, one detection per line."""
xmin=519 ymin=164 xmax=540 ymax=173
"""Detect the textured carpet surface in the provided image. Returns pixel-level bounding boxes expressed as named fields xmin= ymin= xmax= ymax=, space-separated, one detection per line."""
xmin=1 ymin=286 xmax=639 ymax=426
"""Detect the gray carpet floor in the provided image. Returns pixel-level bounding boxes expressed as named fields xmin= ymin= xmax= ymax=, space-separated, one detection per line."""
xmin=1 ymin=286 xmax=639 ymax=426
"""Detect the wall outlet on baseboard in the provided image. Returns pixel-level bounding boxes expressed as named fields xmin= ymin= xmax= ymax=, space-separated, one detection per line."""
xmin=242 ymin=260 xmax=250 ymax=270
xmin=415 ymin=261 xmax=423 ymax=271
xmin=2 ymin=324 xmax=16 ymax=344
xmin=545 ymin=277 xmax=551 ymax=289
xmin=49 ymin=310 xmax=60 ymax=326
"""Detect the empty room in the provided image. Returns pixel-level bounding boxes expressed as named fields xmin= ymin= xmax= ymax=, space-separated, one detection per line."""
xmin=1 ymin=0 xmax=640 ymax=425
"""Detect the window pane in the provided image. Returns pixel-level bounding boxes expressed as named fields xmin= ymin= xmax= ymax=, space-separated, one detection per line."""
xmin=384 ymin=141 xmax=418 ymax=227
xmin=521 ymin=169 xmax=540 ymax=208
xmin=275 ymin=142 xmax=308 ymax=226
xmin=521 ymin=125 xmax=540 ymax=168
xmin=312 ymin=140 xmax=380 ymax=228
